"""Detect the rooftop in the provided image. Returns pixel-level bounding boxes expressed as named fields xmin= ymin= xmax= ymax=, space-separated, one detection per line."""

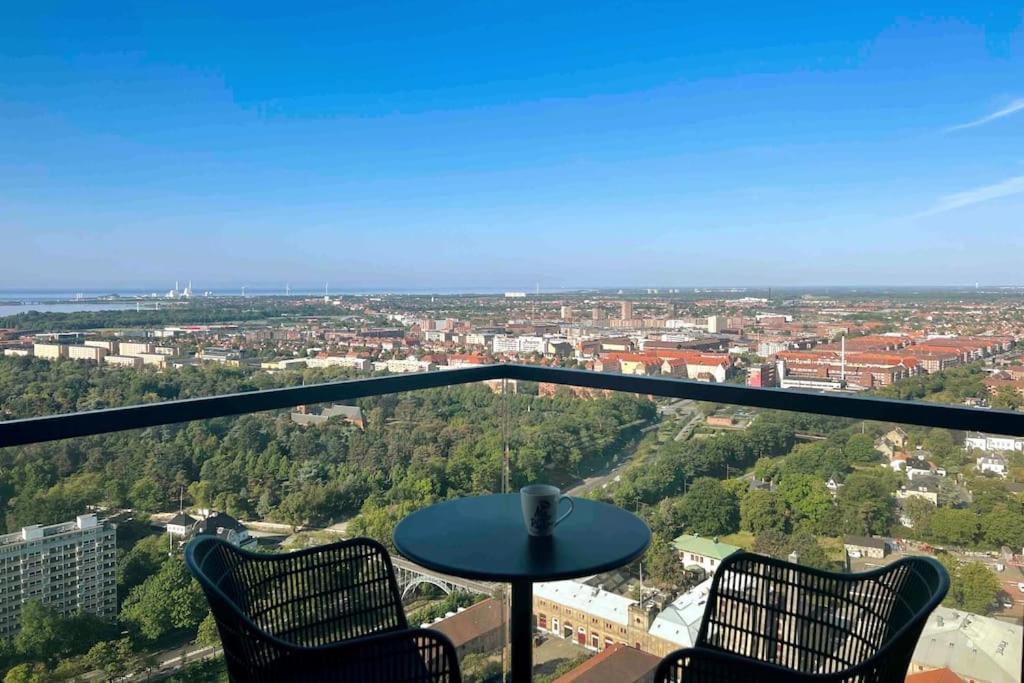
xmin=670 ymin=534 xmax=741 ymax=560
xmin=553 ymin=643 xmax=660 ymax=683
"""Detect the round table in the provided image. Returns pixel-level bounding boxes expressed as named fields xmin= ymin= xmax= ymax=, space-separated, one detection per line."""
xmin=393 ymin=493 xmax=651 ymax=681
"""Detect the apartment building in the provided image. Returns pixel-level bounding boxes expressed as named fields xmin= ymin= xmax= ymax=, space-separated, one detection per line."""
xmin=0 ymin=515 xmax=117 ymax=638
xmin=67 ymin=345 xmax=106 ymax=363
xmin=104 ymin=355 xmax=143 ymax=369
xmin=84 ymin=340 xmax=118 ymax=353
xmin=118 ymin=342 xmax=154 ymax=356
xmin=32 ymin=343 xmax=67 ymax=360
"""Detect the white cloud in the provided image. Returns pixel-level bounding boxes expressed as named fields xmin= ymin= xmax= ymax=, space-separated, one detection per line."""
xmin=944 ymin=98 xmax=1024 ymax=133
xmin=916 ymin=175 xmax=1024 ymax=217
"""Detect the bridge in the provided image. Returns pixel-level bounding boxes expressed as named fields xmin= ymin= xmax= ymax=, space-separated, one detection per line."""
xmin=391 ymin=555 xmax=498 ymax=599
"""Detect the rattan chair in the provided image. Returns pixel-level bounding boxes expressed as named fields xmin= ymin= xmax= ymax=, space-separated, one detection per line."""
xmin=186 ymin=535 xmax=462 ymax=683
xmin=655 ymin=551 xmax=948 ymax=683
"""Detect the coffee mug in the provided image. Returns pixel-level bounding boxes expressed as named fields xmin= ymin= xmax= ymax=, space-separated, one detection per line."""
xmin=520 ymin=484 xmax=574 ymax=537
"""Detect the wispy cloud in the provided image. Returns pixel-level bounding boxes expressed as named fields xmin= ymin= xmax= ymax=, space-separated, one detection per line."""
xmin=916 ymin=175 xmax=1024 ymax=217
xmin=944 ymin=98 xmax=1024 ymax=133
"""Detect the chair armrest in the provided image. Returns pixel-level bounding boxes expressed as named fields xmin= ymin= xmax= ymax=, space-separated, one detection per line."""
xmin=656 ymin=646 xmax=815 ymax=683
xmin=269 ymin=627 xmax=462 ymax=683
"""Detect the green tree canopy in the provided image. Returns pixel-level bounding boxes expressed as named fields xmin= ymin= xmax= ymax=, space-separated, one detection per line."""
xmin=120 ymin=559 xmax=207 ymax=641
xmin=740 ymin=490 xmax=788 ymax=534
xmin=676 ymin=478 xmax=739 ymax=536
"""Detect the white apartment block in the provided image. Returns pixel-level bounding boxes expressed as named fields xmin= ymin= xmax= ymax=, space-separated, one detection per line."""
xmin=492 ymin=335 xmax=546 ymax=355
xmin=3 ymin=348 xmax=32 ymax=357
xmin=154 ymin=346 xmax=179 ymax=356
xmin=0 ymin=515 xmax=116 ymax=638
xmin=118 ymin=342 xmax=154 ymax=356
xmin=385 ymin=358 xmax=434 ymax=373
xmin=306 ymin=356 xmax=371 ymax=372
xmin=964 ymin=433 xmax=1024 ymax=453
xmin=33 ymin=344 xmax=67 ymax=360
xmin=105 ymin=355 xmax=144 ymax=369
xmin=67 ymin=345 xmax=107 ymax=363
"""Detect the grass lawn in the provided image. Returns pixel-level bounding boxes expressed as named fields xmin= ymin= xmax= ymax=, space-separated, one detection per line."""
xmin=720 ymin=531 xmax=755 ymax=550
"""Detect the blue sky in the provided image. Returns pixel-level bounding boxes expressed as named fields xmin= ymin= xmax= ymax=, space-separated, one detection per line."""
xmin=2 ymin=2 xmax=1022 ymax=290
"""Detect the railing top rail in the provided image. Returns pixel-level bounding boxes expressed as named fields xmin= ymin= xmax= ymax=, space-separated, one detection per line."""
xmin=1 ymin=363 xmax=1022 ymax=448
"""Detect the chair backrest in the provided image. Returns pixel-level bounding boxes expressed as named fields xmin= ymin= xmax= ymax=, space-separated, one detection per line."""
xmin=186 ymin=536 xmax=408 ymax=681
xmin=696 ymin=552 xmax=949 ymax=679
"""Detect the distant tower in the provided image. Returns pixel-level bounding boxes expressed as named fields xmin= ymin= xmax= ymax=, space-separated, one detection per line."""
xmin=620 ymin=301 xmax=633 ymax=320
xmin=324 ymin=282 xmax=330 ymax=303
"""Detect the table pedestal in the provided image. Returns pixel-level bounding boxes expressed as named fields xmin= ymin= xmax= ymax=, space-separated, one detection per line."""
xmin=510 ymin=579 xmax=533 ymax=681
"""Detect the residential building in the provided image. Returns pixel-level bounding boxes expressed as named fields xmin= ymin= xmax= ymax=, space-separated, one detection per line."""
xmin=843 ymin=535 xmax=888 ymax=559
xmin=964 ymin=433 xmax=1024 ymax=453
xmin=976 ymin=455 xmax=1008 ymax=478
xmin=2 ymin=347 xmax=32 ymax=357
xmin=385 ymin=358 xmax=434 ymax=373
xmin=104 ymin=355 xmax=144 ymax=369
xmin=84 ymin=340 xmax=118 ymax=353
xmin=553 ymin=643 xmax=660 ymax=683
xmin=621 ymin=301 xmax=634 ymax=320
xmin=0 ymin=515 xmax=117 ymax=638
xmin=909 ymin=607 xmax=1021 ymax=683
xmin=707 ymin=315 xmax=726 ymax=333
xmin=897 ymin=478 xmax=940 ymax=506
xmin=746 ymin=363 xmax=778 ymax=388
xmin=118 ymin=342 xmax=154 ymax=356
xmin=137 ymin=352 xmax=170 ymax=368
xmin=194 ymin=513 xmax=255 ymax=549
xmin=33 ymin=343 xmax=67 ymax=360
xmin=166 ymin=513 xmax=197 ymax=537
xmin=199 ymin=347 xmax=242 ymax=364
xmin=428 ymin=598 xmax=506 ymax=660
xmin=290 ymin=404 xmax=366 ymax=429
xmin=67 ymin=345 xmax=106 ymax=363
xmin=670 ymin=535 xmax=740 ymax=576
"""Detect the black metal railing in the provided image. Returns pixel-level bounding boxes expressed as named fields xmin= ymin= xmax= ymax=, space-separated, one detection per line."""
xmin=2 ymin=364 xmax=1023 ymax=447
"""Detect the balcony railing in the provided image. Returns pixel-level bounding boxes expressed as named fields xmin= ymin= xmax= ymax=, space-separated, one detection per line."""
xmin=1 ymin=363 xmax=1022 ymax=681
xmin=3 ymin=364 xmax=1023 ymax=446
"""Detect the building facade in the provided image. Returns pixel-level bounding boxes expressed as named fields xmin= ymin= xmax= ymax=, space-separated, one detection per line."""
xmin=0 ymin=515 xmax=117 ymax=638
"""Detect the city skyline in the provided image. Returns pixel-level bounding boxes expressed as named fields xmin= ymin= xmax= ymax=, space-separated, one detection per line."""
xmin=3 ymin=3 xmax=1024 ymax=288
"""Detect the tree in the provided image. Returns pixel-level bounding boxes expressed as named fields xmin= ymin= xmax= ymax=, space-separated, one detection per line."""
xmin=740 ymin=490 xmax=787 ymax=534
xmin=844 ymin=434 xmax=878 ymax=464
xmin=3 ymin=664 xmax=51 ymax=683
xmin=676 ymin=478 xmax=739 ymax=536
xmin=196 ymin=612 xmax=220 ymax=646
xmin=991 ymin=386 xmax=1023 ymax=410
xmin=117 ymin=534 xmax=168 ymax=601
xmin=120 ymin=559 xmax=207 ymax=641
xmin=644 ymin=533 xmax=687 ymax=588
xmin=461 ymin=653 xmax=502 ymax=683
xmin=982 ymin=503 xmax=1024 ymax=550
xmin=924 ymin=509 xmax=980 ymax=547
xmin=900 ymin=497 xmax=935 ymax=530
xmin=14 ymin=601 xmax=60 ymax=662
xmin=85 ymin=638 xmax=134 ymax=681
xmin=836 ymin=471 xmax=895 ymax=536
xmin=129 ymin=478 xmax=165 ymax=512
xmin=752 ymin=529 xmax=789 ymax=559
xmin=941 ymin=557 xmax=1001 ymax=614
xmin=777 ymin=474 xmax=834 ymax=534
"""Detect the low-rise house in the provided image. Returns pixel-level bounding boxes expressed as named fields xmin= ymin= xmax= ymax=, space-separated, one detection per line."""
xmin=670 ymin=535 xmax=741 ymax=576
xmin=897 ymin=475 xmax=941 ymax=506
xmin=843 ymin=535 xmax=888 ymax=559
xmin=965 ymin=433 xmax=1024 ymax=453
xmin=553 ymin=644 xmax=660 ymax=683
xmin=166 ymin=513 xmax=197 ymax=537
xmin=977 ymin=455 xmax=1008 ymax=478
xmin=429 ymin=598 xmax=506 ymax=660
xmin=195 ymin=512 xmax=255 ymax=549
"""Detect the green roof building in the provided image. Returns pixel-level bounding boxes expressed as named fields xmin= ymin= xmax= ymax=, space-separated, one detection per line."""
xmin=671 ymin=534 xmax=741 ymax=575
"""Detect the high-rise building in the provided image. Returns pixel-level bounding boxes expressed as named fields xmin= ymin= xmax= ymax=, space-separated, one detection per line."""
xmin=591 ymin=306 xmax=604 ymax=321
xmin=0 ymin=515 xmax=117 ymax=638
xmin=620 ymin=301 xmax=633 ymax=320
xmin=707 ymin=315 xmax=726 ymax=333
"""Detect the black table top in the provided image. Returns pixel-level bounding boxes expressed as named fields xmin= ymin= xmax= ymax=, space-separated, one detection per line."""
xmin=392 ymin=494 xmax=651 ymax=582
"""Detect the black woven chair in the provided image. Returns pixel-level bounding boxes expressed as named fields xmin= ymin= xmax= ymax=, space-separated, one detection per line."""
xmin=186 ymin=536 xmax=462 ymax=683
xmin=655 ymin=551 xmax=948 ymax=683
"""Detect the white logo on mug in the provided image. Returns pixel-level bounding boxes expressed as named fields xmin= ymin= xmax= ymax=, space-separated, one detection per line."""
xmin=520 ymin=484 xmax=574 ymax=537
